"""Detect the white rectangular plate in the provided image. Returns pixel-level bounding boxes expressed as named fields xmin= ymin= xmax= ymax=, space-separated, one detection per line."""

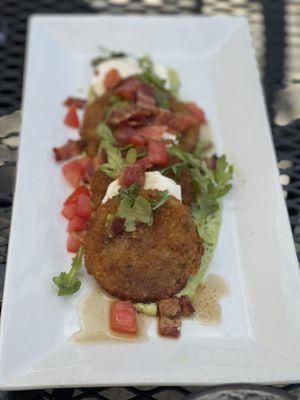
xmin=0 ymin=15 xmax=300 ymax=389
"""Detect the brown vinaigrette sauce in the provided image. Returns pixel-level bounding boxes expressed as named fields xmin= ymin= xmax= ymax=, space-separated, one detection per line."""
xmin=72 ymin=274 xmax=229 ymax=343
xmin=71 ymin=289 xmax=149 ymax=344
xmin=192 ymin=274 xmax=230 ymax=325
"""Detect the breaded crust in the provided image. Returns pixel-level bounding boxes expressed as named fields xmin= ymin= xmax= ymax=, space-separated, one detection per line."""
xmin=84 ymin=194 xmax=204 ymax=302
xmin=80 ymin=94 xmax=111 ymax=156
xmin=90 ymin=169 xmax=112 ymax=208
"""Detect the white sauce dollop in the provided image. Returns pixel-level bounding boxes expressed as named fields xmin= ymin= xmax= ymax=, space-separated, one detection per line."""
xmin=91 ymin=57 xmax=169 ymax=97
xmin=102 ymin=171 xmax=181 ymax=204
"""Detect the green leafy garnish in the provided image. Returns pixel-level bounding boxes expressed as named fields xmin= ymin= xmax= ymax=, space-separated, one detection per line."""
xmin=168 ymin=68 xmax=181 ymax=97
xmin=53 ymin=247 xmax=84 ymax=296
xmin=113 ymin=184 xmax=169 ymax=233
xmin=100 ymin=146 xmax=125 ymax=179
xmin=96 ymin=122 xmax=116 ymax=145
xmin=91 ymin=47 xmax=127 ymax=67
xmin=148 ymin=190 xmax=169 ymax=210
xmin=161 ymin=162 xmax=187 ymax=179
xmin=125 ymin=148 xmax=137 ymax=164
xmin=138 ymin=55 xmax=166 ymax=91
xmin=97 ymin=123 xmax=125 ymax=179
xmin=167 ymin=144 xmax=201 ymax=169
xmin=191 ymin=155 xmax=233 ymax=219
xmin=155 ymin=90 xmax=170 ymax=109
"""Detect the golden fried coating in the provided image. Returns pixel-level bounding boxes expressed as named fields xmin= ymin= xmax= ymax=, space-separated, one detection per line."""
xmin=90 ymin=169 xmax=112 ymax=208
xmin=84 ymin=194 xmax=204 ymax=302
xmin=80 ymin=94 xmax=111 ymax=156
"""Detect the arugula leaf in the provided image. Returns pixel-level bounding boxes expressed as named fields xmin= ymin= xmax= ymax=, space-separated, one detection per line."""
xmin=148 ymin=190 xmax=169 ymax=210
xmin=125 ymin=148 xmax=137 ymax=164
xmin=53 ymin=247 xmax=84 ymax=296
xmin=100 ymin=145 xmax=125 ymax=179
xmin=160 ymin=162 xmax=187 ymax=179
xmin=97 ymin=123 xmax=116 ymax=145
xmin=138 ymin=55 xmax=166 ymax=91
xmin=97 ymin=123 xmax=125 ymax=179
xmin=168 ymin=68 xmax=181 ymax=96
xmin=114 ymin=183 xmax=169 ymax=233
xmin=167 ymin=144 xmax=201 ymax=169
xmin=191 ymin=155 xmax=233 ymax=219
xmin=91 ymin=47 xmax=127 ymax=67
xmin=119 ymin=183 xmax=141 ymax=203
xmin=155 ymin=90 xmax=170 ymax=109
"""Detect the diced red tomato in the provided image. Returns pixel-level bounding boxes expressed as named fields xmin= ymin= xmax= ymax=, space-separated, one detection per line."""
xmin=186 ymin=102 xmax=206 ymax=124
xmin=128 ymin=134 xmax=147 ymax=147
xmin=64 ymin=97 xmax=86 ymax=109
xmin=75 ymin=194 xmax=92 ymax=220
xmin=148 ymin=140 xmax=168 ymax=167
xmin=64 ymin=186 xmax=91 ymax=205
xmin=119 ymin=164 xmax=145 ymax=187
xmin=136 ymin=156 xmax=153 ymax=170
xmin=78 ymin=157 xmax=96 ymax=183
xmin=114 ymin=125 xmax=136 ymax=146
xmin=67 ymin=216 xmax=86 ymax=233
xmin=62 ymin=160 xmax=83 ymax=188
xmin=104 ymin=68 xmax=122 ymax=91
xmin=137 ymin=125 xmax=167 ymax=141
xmin=61 ymin=203 xmax=77 ymax=220
xmin=64 ymin=105 xmax=80 ymax=128
xmin=67 ymin=233 xmax=81 ymax=253
xmin=110 ymin=301 xmax=137 ymax=335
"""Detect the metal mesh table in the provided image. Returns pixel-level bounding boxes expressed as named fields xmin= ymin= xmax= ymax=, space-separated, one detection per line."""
xmin=0 ymin=0 xmax=300 ymax=398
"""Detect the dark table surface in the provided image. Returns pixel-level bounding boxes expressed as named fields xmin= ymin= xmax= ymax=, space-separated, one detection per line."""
xmin=0 ymin=0 xmax=300 ymax=399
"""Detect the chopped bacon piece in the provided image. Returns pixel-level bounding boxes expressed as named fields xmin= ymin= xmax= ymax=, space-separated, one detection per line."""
xmin=136 ymin=157 xmax=153 ymax=171
xmin=53 ymin=140 xmax=84 ymax=162
xmin=137 ymin=125 xmax=167 ymax=141
xmin=104 ymin=69 xmax=122 ymax=91
xmin=128 ymin=134 xmax=147 ymax=147
xmin=148 ymin=140 xmax=168 ymax=167
xmin=64 ymin=105 xmax=80 ymax=128
xmin=64 ymin=97 xmax=86 ymax=109
xmin=154 ymin=109 xmax=198 ymax=133
xmin=158 ymin=316 xmax=181 ymax=338
xmin=158 ymin=298 xmax=181 ymax=318
xmin=119 ymin=164 xmax=145 ymax=187
xmin=166 ymin=113 xmax=198 ymax=132
xmin=179 ymin=296 xmax=195 ymax=316
xmin=115 ymin=76 xmax=142 ymax=101
xmin=107 ymin=106 xmax=153 ymax=128
xmin=186 ymin=102 xmax=206 ymax=124
xmin=136 ymin=83 xmax=156 ymax=110
xmin=114 ymin=124 xmax=136 ymax=146
xmin=108 ymin=216 xmax=125 ymax=238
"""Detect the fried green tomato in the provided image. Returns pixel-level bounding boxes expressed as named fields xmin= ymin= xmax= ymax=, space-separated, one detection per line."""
xmin=90 ymin=169 xmax=112 ymax=208
xmin=84 ymin=194 xmax=204 ymax=302
xmin=80 ymin=93 xmax=111 ymax=157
